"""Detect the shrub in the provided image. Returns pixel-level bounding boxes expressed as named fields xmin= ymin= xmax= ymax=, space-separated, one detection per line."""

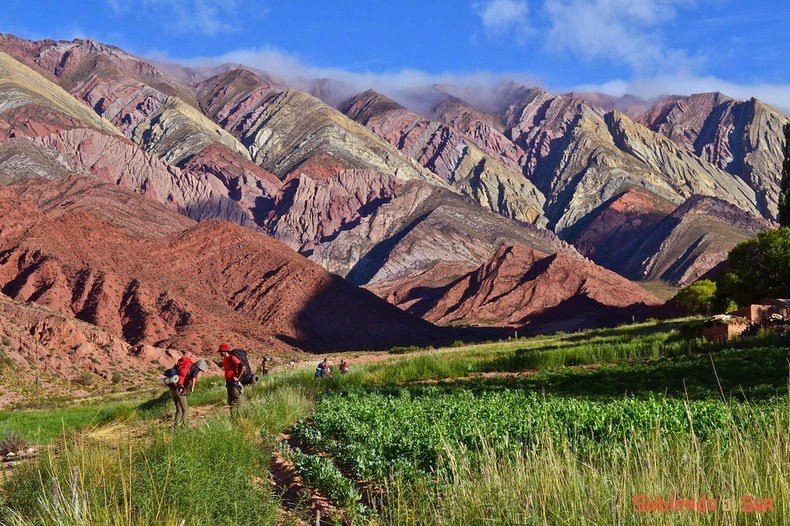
xmin=673 ymin=279 xmax=717 ymax=314
xmin=74 ymin=371 xmax=94 ymax=387
xmin=715 ymin=227 xmax=790 ymax=307
xmin=288 ymin=447 xmax=361 ymax=509
xmin=0 ymin=350 xmax=13 ymax=372
xmin=0 ymin=430 xmax=28 ymax=456
xmin=389 ymin=345 xmax=422 ymax=355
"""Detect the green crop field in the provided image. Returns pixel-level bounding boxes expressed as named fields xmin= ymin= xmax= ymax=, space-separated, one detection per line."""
xmin=294 ymin=390 xmax=780 ymax=482
xmin=1 ymin=319 xmax=788 ymax=525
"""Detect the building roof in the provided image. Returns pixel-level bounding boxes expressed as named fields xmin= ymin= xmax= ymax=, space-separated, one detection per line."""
xmin=755 ymin=298 xmax=790 ymax=308
xmin=704 ymin=314 xmax=750 ymax=326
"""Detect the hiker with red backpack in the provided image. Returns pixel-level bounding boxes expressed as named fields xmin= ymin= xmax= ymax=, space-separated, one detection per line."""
xmin=164 ymin=351 xmax=209 ymax=428
xmin=218 ymin=343 xmax=248 ymax=417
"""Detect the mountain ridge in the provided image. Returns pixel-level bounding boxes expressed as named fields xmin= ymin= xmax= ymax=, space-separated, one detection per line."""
xmin=0 ymin=33 xmax=782 ymax=338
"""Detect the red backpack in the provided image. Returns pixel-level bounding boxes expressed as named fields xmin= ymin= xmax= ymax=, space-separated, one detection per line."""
xmin=175 ymin=357 xmax=194 ymax=387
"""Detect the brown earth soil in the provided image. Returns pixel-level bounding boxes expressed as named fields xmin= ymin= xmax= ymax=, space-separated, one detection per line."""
xmin=269 ymin=446 xmax=345 ymax=526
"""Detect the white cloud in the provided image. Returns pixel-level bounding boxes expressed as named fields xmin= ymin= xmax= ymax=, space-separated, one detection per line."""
xmin=475 ymin=0 xmax=530 ymax=36
xmin=172 ymin=46 xmax=541 ymax=110
xmin=150 ymin=0 xmax=787 ymax=115
xmin=572 ymin=74 xmax=790 ymax=113
xmin=543 ymin=0 xmax=698 ymax=74
xmin=168 ymin=45 xmax=790 ymax=114
xmin=108 ymin=0 xmax=246 ymax=36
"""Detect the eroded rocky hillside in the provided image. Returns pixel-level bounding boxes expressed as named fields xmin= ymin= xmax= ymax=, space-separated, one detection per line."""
xmin=0 ymin=177 xmax=439 ymax=355
xmin=0 ymin=33 xmax=784 ymax=341
xmin=402 ymin=244 xmax=661 ymax=331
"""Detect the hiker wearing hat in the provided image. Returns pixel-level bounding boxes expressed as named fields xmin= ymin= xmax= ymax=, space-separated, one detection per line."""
xmin=169 ymin=351 xmax=209 ymax=428
xmin=218 ymin=343 xmax=246 ymax=417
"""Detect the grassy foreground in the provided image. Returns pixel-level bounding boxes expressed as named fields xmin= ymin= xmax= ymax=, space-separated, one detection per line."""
xmin=1 ymin=384 xmax=313 ymax=525
xmin=1 ymin=319 xmax=788 ymax=525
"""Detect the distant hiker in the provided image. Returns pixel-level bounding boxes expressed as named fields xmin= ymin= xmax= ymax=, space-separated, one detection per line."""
xmin=165 ymin=351 xmax=208 ymax=428
xmin=315 ymin=358 xmax=332 ymax=378
xmin=339 ymin=359 xmax=349 ymax=375
xmin=259 ymin=356 xmax=270 ymax=376
xmin=218 ymin=343 xmax=246 ymax=417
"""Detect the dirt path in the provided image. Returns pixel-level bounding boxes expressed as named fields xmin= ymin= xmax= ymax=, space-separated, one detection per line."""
xmin=272 ymin=335 xmax=560 ymax=375
xmin=411 ymin=363 xmax=603 ymax=385
xmin=269 ymin=434 xmax=345 ymax=526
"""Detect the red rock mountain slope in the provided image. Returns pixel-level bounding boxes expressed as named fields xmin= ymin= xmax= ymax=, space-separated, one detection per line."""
xmin=406 ymin=244 xmax=661 ymax=331
xmin=0 ymin=177 xmax=439 ymax=355
xmin=0 ymin=294 xmax=172 ymax=407
xmin=615 ymin=195 xmax=775 ymax=285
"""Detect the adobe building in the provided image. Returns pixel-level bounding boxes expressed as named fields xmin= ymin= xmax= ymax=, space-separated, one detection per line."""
xmin=701 ymin=315 xmax=750 ymax=342
xmin=734 ymin=299 xmax=790 ymax=325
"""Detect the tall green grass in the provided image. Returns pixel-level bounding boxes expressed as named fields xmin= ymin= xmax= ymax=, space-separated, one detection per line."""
xmin=350 ymin=329 xmax=787 ymax=387
xmin=1 ymin=421 xmax=276 ymax=526
xmin=482 ymin=346 xmax=790 ymax=400
xmin=481 ymin=332 xmax=787 ymax=373
xmin=0 ymin=402 xmax=140 ymax=445
xmin=363 ymin=354 xmax=476 ymax=384
xmin=383 ymin=402 xmax=789 ymax=525
xmin=0 ymin=385 xmax=313 ymax=526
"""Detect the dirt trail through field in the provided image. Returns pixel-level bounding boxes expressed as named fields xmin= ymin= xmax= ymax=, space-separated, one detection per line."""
xmin=269 ymin=434 xmax=345 ymax=526
xmin=274 ymin=336 xmax=559 ymax=376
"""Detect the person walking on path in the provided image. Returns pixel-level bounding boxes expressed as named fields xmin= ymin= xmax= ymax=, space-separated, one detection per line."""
xmin=315 ymin=358 xmax=332 ymax=378
xmin=259 ymin=356 xmax=270 ymax=377
xmin=169 ymin=352 xmax=209 ymax=428
xmin=218 ymin=343 xmax=246 ymax=417
xmin=169 ymin=351 xmax=193 ymax=428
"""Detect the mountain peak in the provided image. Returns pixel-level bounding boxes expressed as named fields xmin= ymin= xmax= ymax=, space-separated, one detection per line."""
xmin=339 ymin=89 xmax=405 ymax=124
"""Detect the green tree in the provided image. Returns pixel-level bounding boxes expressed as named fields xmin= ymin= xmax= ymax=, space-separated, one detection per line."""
xmin=780 ymin=122 xmax=790 ymax=226
xmin=674 ymin=279 xmax=717 ymax=314
xmin=715 ymin=227 xmax=790 ymax=307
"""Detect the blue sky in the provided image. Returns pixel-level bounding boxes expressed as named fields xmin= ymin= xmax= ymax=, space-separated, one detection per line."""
xmin=2 ymin=0 xmax=788 ymax=108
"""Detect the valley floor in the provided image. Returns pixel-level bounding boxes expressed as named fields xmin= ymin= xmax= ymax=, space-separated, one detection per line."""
xmin=0 ymin=319 xmax=788 ymax=525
